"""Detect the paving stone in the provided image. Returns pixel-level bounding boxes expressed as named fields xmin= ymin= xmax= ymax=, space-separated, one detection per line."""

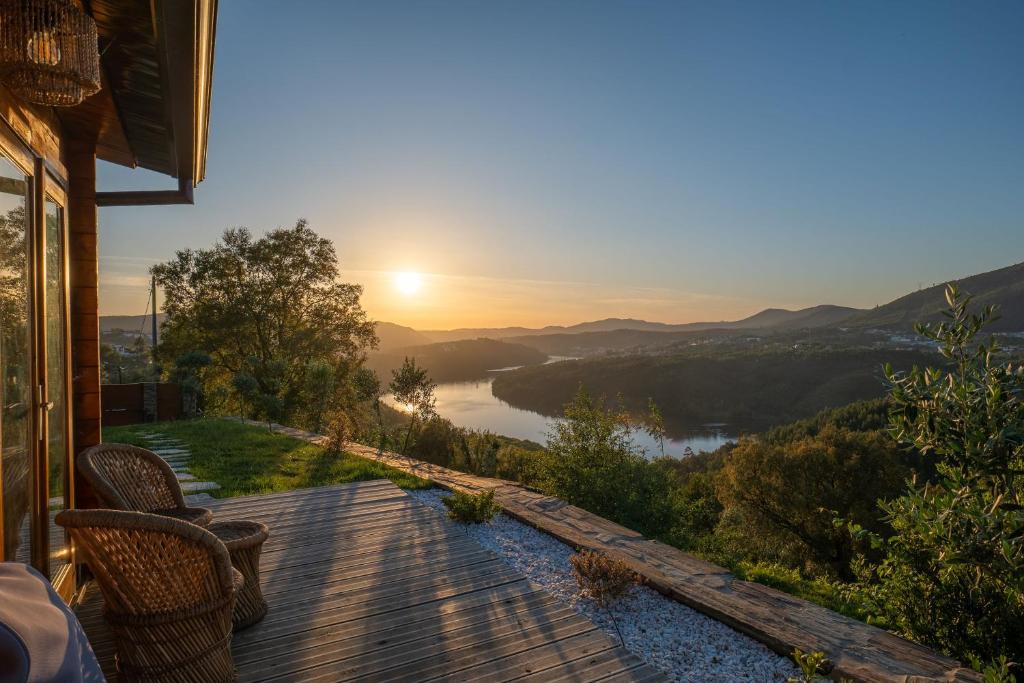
xmin=175 ymin=473 xmax=196 ymax=481
xmin=151 ymin=448 xmax=189 ymax=456
xmin=184 ymin=493 xmax=216 ymax=505
xmin=180 ymin=481 xmax=221 ymax=493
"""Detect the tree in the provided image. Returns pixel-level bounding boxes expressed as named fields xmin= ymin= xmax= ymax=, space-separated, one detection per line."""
xmin=389 ymin=357 xmax=436 ymax=455
xmin=864 ymin=285 xmax=1024 ymax=663
xmin=542 ymin=386 xmax=672 ymax=538
xmin=168 ymin=350 xmax=211 ymax=416
xmin=152 ymin=220 xmax=376 ymax=426
xmin=644 ymin=397 xmax=666 ymax=458
xmin=717 ymin=426 xmax=913 ymax=579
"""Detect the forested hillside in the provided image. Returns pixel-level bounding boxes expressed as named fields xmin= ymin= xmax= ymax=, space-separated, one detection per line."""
xmin=491 ymin=348 xmax=939 ymax=432
xmin=847 ymin=261 xmax=1024 ymax=331
xmin=367 ymin=338 xmax=547 ymax=383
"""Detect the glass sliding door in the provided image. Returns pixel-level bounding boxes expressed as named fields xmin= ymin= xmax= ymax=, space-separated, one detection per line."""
xmin=43 ymin=190 xmax=72 ymax=592
xmin=0 ymin=124 xmax=75 ymax=599
xmin=0 ymin=154 xmax=33 ymax=566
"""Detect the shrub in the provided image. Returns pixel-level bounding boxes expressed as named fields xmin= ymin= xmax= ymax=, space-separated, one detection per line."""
xmin=867 ymin=285 xmax=1024 ymax=665
xmin=495 ymin=444 xmax=545 ymax=487
xmin=717 ymin=426 xmax=914 ymax=579
xmin=787 ymin=649 xmax=830 ymax=683
xmin=442 ymin=489 xmax=501 ymax=523
xmin=542 ymin=387 xmax=672 ymax=538
xmin=569 ymin=550 xmax=638 ymax=607
xmin=412 ymin=416 xmax=461 ymax=467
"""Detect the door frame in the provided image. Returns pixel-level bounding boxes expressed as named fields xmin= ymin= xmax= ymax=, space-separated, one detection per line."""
xmin=36 ymin=166 xmax=75 ymax=600
xmin=0 ymin=115 xmax=75 ymax=600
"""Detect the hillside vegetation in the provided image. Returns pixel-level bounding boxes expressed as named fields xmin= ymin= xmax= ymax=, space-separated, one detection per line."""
xmin=374 ymin=321 xmax=432 ymax=350
xmin=846 ymin=261 xmax=1024 ymax=331
xmin=366 ymin=338 xmax=547 ymax=383
xmin=492 ymin=348 xmax=939 ymax=432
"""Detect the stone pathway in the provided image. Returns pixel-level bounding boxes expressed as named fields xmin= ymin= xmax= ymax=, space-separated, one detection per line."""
xmin=140 ymin=433 xmax=221 ymax=497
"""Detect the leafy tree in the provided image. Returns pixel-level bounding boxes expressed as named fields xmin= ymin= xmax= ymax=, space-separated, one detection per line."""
xmin=644 ymin=397 xmax=666 ymax=457
xmin=153 ymin=220 xmax=376 ymax=426
xmin=302 ymin=358 xmax=335 ymax=433
xmin=542 ymin=386 xmax=672 ymax=538
xmin=718 ymin=426 xmax=913 ymax=579
xmin=389 ymin=357 xmax=436 ymax=455
xmin=863 ymin=285 xmax=1024 ymax=663
xmin=168 ymin=350 xmax=211 ymax=416
xmin=350 ymin=367 xmax=387 ymax=452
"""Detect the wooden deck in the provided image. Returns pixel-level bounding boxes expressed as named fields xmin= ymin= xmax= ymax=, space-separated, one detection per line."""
xmin=239 ymin=421 xmax=980 ymax=683
xmin=76 ymin=480 xmax=664 ymax=682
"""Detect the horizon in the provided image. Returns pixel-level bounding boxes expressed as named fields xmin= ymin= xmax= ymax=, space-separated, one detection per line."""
xmin=100 ymin=260 xmax=1002 ymax=334
xmin=96 ymin=1 xmax=1024 ymax=328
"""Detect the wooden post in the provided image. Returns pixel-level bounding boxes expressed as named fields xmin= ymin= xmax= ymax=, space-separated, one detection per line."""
xmin=67 ymin=137 xmax=101 ymax=508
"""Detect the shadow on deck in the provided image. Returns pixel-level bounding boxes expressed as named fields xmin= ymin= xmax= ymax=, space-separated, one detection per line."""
xmin=76 ymin=480 xmax=664 ymax=682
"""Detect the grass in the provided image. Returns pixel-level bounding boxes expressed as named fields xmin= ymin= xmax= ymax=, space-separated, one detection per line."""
xmin=103 ymin=418 xmax=431 ymax=497
xmin=727 ymin=560 xmax=878 ymax=624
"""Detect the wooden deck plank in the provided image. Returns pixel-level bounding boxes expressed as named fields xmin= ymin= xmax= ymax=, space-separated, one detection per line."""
xmin=522 ymin=647 xmax=649 ymax=683
xmin=241 ymin=600 xmax=579 ymax=680
xmin=77 ymin=481 xmax=663 ymax=682
xmin=240 ymin=421 xmax=978 ymax=683
xmin=232 ymin=586 xmax=556 ymax=664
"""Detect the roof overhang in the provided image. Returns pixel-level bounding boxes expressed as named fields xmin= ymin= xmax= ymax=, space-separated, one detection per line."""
xmin=59 ymin=0 xmax=217 ymax=201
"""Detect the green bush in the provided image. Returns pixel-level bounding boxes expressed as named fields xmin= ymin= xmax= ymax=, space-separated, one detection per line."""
xmin=865 ymin=285 xmax=1024 ymax=665
xmin=541 ymin=387 xmax=672 ymax=538
xmin=442 ymin=489 xmax=501 ymax=524
xmin=717 ymin=426 xmax=914 ymax=579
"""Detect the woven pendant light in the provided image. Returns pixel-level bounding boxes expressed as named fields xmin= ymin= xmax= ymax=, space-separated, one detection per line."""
xmin=0 ymin=0 xmax=100 ymax=106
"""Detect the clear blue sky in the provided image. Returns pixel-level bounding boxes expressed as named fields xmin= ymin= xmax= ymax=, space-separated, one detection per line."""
xmin=97 ymin=0 xmax=1024 ymax=328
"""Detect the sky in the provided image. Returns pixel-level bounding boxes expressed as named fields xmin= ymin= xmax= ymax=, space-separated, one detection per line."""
xmin=97 ymin=0 xmax=1024 ymax=329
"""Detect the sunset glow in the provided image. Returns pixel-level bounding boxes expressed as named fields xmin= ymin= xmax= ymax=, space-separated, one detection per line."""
xmin=394 ymin=271 xmax=423 ymax=296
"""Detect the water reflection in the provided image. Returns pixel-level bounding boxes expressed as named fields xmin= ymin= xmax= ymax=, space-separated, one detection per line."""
xmin=386 ymin=376 xmax=733 ymax=458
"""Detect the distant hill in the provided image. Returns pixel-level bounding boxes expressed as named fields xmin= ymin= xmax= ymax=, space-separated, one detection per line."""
xmin=375 ymin=322 xmax=432 ymax=351
xmin=730 ymin=305 xmax=862 ymax=330
xmin=846 ymin=261 xmax=1024 ymax=332
xmin=366 ymin=338 xmax=547 ymax=383
xmin=419 ymin=318 xmax=687 ymax=343
xmin=418 ymin=307 xmax=862 ymax=343
xmin=100 ymin=314 xmax=165 ymax=333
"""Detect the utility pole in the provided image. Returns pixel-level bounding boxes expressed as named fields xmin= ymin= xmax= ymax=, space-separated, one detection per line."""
xmin=151 ymin=275 xmax=158 ymax=364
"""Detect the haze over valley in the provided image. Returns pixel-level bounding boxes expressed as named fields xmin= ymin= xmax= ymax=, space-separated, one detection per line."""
xmin=357 ymin=260 xmax=1024 ymax=452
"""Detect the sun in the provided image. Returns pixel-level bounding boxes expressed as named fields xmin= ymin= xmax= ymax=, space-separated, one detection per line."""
xmin=394 ymin=271 xmax=422 ymax=296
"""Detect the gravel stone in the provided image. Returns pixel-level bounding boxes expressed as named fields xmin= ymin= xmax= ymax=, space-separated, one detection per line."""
xmin=406 ymin=487 xmax=799 ymax=682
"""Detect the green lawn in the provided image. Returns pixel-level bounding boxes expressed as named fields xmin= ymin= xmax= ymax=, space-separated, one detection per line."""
xmin=102 ymin=418 xmax=431 ymax=497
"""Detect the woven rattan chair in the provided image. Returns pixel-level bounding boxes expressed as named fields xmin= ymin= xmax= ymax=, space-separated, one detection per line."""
xmin=56 ymin=509 xmax=242 ymax=682
xmin=78 ymin=443 xmax=212 ymax=526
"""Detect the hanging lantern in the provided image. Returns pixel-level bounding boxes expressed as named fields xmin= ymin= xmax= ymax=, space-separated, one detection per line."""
xmin=0 ymin=0 xmax=100 ymax=106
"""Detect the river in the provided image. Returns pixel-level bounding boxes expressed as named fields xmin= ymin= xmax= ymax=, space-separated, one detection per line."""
xmin=386 ymin=374 xmax=734 ymax=458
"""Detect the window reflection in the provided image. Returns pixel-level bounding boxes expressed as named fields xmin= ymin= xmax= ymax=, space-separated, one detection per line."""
xmin=0 ymin=155 xmax=32 ymax=563
xmin=46 ymin=196 xmax=69 ymax=577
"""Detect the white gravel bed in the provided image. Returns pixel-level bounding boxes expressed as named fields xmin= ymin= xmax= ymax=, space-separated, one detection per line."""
xmin=406 ymin=487 xmax=798 ymax=683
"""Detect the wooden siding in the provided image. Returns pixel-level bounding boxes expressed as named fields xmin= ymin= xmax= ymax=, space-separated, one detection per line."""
xmin=67 ymin=139 xmax=101 ymax=507
xmin=76 ymin=481 xmax=665 ymax=682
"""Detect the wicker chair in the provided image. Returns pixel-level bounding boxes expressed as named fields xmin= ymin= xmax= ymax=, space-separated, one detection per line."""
xmin=78 ymin=443 xmax=212 ymax=526
xmin=56 ymin=509 xmax=242 ymax=683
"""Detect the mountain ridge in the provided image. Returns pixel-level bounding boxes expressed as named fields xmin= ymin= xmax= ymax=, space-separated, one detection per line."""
xmin=416 ymin=305 xmax=864 ymax=343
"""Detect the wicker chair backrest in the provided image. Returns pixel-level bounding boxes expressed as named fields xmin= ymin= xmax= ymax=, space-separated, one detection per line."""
xmin=55 ymin=509 xmax=234 ymax=615
xmin=78 ymin=443 xmax=183 ymax=513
